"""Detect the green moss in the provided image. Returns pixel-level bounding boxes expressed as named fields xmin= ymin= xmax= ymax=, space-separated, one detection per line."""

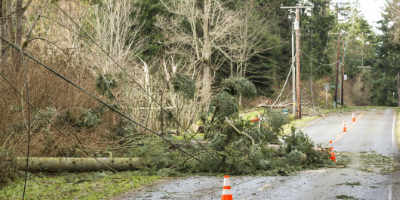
xmin=0 ymin=171 xmax=160 ymax=200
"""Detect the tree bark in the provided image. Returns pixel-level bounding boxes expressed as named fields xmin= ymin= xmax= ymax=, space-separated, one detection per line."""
xmin=13 ymin=0 xmax=23 ymax=72
xmin=397 ymin=72 xmax=400 ymax=107
xmin=201 ymin=63 xmax=211 ymax=105
xmin=6 ymin=0 xmax=13 ymax=59
xmin=200 ymin=0 xmax=212 ymax=106
xmin=16 ymin=157 xmax=143 ymax=172
xmin=0 ymin=0 xmax=3 ymax=60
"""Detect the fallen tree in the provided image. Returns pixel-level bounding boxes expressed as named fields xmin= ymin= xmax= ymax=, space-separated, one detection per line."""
xmin=15 ymin=157 xmax=142 ymax=172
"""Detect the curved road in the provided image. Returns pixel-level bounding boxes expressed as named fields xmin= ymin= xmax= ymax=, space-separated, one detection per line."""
xmin=116 ymin=109 xmax=398 ymax=200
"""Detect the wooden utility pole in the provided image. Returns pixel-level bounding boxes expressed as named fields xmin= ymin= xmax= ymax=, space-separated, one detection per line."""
xmin=340 ymin=40 xmax=346 ymax=106
xmin=281 ymin=4 xmax=312 ymax=119
xmin=291 ymin=20 xmax=296 ymax=116
xmin=295 ymin=7 xmax=301 ymax=119
xmin=334 ymin=34 xmax=341 ymax=108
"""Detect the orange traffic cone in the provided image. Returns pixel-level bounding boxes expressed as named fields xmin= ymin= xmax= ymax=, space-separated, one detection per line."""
xmin=331 ymin=151 xmax=336 ymax=162
xmin=343 ymin=121 xmax=347 ymax=133
xmin=352 ymin=113 xmax=356 ymax=123
xmin=221 ymin=175 xmax=233 ymax=200
xmin=250 ymin=117 xmax=260 ymax=123
xmin=330 ymin=151 xmax=336 ymax=163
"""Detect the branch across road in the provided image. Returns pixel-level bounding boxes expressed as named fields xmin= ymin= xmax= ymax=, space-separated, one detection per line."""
xmin=116 ymin=109 xmax=398 ymax=200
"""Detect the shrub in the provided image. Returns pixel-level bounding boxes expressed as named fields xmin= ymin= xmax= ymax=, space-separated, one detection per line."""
xmin=284 ymin=129 xmax=330 ymax=166
xmin=0 ymin=148 xmax=17 ymax=187
xmin=221 ymin=77 xmax=257 ymax=98
xmin=113 ymin=119 xmax=137 ymax=138
xmin=96 ymin=74 xmax=117 ymax=100
xmin=171 ymin=73 xmax=196 ymax=99
xmin=209 ymin=91 xmax=238 ymax=122
xmin=56 ymin=107 xmax=104 ymax=129
xmin=32 ymin=107 xmax=58 ymax=133
xmin=77 ymin=108 xmax=102 ymax=128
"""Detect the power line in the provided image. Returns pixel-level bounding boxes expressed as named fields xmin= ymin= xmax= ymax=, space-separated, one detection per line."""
xmin=281 ymin=3 xmax=313 ymax=119
xmin=302 ymin=51 xmax=336 ymax=66
xmin=271 ymin=65 xmax=292 ymax=106
xmin=21 ymin=51 xmax=30 ymax=200
xmin=0 ymin=36 xmax=201 ymax=163
xmin=0 ymin=71 xmax=120 ymax=173
xmin=50 ymin=4 xmax=214 ymax=157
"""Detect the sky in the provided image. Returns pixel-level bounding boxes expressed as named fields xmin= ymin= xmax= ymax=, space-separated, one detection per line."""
xmin=359 ymin=0 xmax=387 ymax=31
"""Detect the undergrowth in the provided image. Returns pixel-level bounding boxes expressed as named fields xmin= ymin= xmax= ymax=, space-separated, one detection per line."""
xmin=125 ymin=88 xmax=332 ymax=176
xmin=0 ymin=171 xmax=160 ymax=200
xmin=0 ymin=148 xmax=18 ymax=188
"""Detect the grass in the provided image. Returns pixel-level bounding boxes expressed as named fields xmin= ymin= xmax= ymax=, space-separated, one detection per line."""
xmin=319 ymin=106 xmax=390 ymax=114
xmin=240 ymin=107 xmax=318 ymax=134
xmin=0 ymin=171 xmax=160 ymax=200
xmin=282 ymin=115 xmax=319 ymax=135
xmin=336 ymin=181 xmax=361 ymax=187
xmin=173 ymin=134 xmax=204 ymax=141
xmin=241 ymin=106 xmax=387 ymax=135
xmin=359 ymin=152 xmax=394 ymax=174
xmin=239 ymin=107 xmax=268 ymax=121
xmin=336 ymin=194 xmax=359 ymax=200
xmin=334 ymin=152 xmax=352 ymax=167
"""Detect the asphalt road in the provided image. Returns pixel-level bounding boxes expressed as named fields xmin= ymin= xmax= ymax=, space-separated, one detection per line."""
xmin=117 ymin=109 xmax=398 ymax=200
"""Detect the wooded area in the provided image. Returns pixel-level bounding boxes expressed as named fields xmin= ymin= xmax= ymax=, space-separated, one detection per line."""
xmin=1 ymin=0 xmax=400 ymax=188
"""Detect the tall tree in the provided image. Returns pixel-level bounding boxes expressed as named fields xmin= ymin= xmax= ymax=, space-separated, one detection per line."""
xmin=157 ymin=0 xmax=267 ymax=105
xmin=369 ymin=9 xmax=400 ymax=106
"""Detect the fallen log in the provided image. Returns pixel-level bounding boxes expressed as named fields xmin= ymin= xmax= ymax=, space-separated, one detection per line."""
xmin=15 ymin=157 xmax=142 ymax=172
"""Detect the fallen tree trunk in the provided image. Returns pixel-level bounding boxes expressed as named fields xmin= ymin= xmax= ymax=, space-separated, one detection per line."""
xmin=15 ymin=157 xmax=142 ymax=172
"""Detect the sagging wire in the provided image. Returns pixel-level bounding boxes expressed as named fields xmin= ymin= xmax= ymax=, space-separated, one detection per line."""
xmin=0 ymin=36 xmax=201 ymax=163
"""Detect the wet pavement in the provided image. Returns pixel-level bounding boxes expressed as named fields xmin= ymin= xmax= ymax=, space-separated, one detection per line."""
xmin=116 ymin=109 xmax=398 ymax=200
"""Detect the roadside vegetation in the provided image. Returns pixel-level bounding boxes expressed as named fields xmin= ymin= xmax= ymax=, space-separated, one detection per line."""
xmin=1 ymin=0 xmax=400 ymax=199
xmin=0 ymin=171 xmax=159 ymax=200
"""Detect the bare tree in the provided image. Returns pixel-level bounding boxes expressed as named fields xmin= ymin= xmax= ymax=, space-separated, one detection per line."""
xmin=227 ymin=0 xmax=267 ymax=77
xmin=11 ymin=0 xmax=32 ymax=71
xmin=92 ymin=0 xmax=143 ymax=75
xmin=158 ymin=0 xmax=242 ymax=106
xmin=158 ymin=0 xmax=268 ymax=106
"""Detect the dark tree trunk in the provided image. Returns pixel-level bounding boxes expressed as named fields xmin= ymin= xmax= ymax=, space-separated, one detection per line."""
xmin=0 ymin=0 xmax=3 ymax=59
xmin=13 ymin=0 xmax=23 ymax=72
xmin=397 ymin=72 xmax=400 ymax=107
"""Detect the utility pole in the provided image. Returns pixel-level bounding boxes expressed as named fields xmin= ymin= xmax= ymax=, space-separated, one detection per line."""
xmin=340 ymin=39 xmax=346 ymax=106
xmin=281 ymin=3 xmax=313 ymax=119
xmin=291 ymin=21 xmax=296 ymax=116
xmin=295 ymin=7 xmax=301 ymax=119
xmin=281 ymin=7 xmax=297 ymax=117
xmin=334 ymin=34 xmax=341 ymax=108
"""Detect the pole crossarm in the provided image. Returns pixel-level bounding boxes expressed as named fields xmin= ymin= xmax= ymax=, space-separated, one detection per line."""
xmin=281 ymin=4 xmax=310 ymax=119
xmin=280 ymin=6 xmax=313 ymax=9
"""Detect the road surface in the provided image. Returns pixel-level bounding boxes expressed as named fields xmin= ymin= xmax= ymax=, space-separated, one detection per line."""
xmin=116 ymin=109 xmax=399 ymax=200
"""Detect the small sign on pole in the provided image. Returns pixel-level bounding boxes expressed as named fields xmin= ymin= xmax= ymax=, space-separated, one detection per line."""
xmin=294 ymin=21 xmax=300 ymax=30
xmin=344 ymin=74 xmax=348 ymax=80
xmin=324 ymin=84 xmax=329 ymax=105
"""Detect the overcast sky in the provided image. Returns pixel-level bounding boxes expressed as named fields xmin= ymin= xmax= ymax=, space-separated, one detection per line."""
xmin=359 ymin=0 xmax=387 ymax=31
